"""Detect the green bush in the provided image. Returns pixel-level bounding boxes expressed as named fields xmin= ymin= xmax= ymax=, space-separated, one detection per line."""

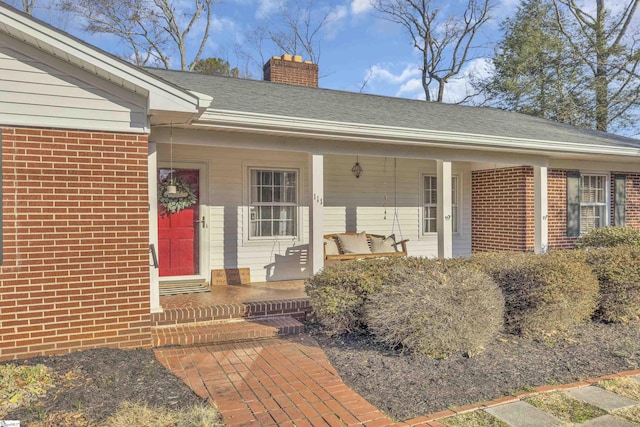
xmin=364 ymin=260 xmax=504 ymax=358
xmin=586 ymin=245 xmax=640 ymax=323
xmin=576 ymin=226 xmax=640 ymax=248
xmin=305 ymin=259 xmax=397 ymax=335
xmin=472 ymin=251 xmax=598 ymax=338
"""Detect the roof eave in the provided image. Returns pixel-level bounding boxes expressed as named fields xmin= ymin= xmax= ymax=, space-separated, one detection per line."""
xmin=195 ymin=109 xmax=640 ymax=158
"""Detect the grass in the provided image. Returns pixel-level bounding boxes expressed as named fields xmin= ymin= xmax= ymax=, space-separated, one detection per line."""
xmin=613 ymin=406 xmax=640 ymax=423
xmin=524 ymin=392 xmax=606 ymax=423
xmin=441 ymin=410 xmax=510 ymax=426
xmin=0 ymin=364 xmax=53 ymax=418
xmin=104 ymin=402 xmax=224 ymax=427
xmin=596 ymin=377 xmax=640 ymax=401
xmin=0 ymin=363 xmax=223 ymax=427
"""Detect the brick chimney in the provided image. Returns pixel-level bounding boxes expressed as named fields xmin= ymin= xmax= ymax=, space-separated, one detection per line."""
xmin=263 ymin=54 xmax=319 ymax=88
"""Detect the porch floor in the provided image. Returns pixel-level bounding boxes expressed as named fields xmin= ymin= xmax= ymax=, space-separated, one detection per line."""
xmin=159 ymin=280 xmax=307 ymax=309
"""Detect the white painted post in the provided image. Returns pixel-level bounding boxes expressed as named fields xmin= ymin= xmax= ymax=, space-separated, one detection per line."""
xmin=534 ymin=165 xmax=549 ymax=254
xmin=437 ymin=160 xmax=453 ymax=259
xmin=148 ymin=143 xmax=162 ymax=313
xmin=310 ymin=154 xmax=324 ymax=274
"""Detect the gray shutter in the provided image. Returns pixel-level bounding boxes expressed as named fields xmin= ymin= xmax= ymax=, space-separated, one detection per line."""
xmin=566 ymin=171 xmax=581 ymax=237
xmin=0 ymin=128 xmax=3 ymax=265
xmin=614 ymin=175 xmax=626 ymax=226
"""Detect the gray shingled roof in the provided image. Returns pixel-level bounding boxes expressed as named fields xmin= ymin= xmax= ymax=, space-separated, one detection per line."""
xmin=148 ymin=68 xmax=640 ymax=150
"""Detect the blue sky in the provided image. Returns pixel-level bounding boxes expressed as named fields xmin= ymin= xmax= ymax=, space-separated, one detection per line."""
xmin=4 ymin=0 xmax=520 ymax=103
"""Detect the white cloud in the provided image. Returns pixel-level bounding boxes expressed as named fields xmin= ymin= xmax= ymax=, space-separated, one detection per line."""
xmin=325 ymin=5 xmax=349 ymax=40
xmin=366 ymin=63 xmax=421 ymax=85
xmin=211 ymin=16 xmax=237 ymax=33
xmin=351 ymin=0 xmax=373 ymax=15
xmin=256 ymin=0 xmax=285 ymax=19
xmin=396 ymin=79 xmax=424 ymax=99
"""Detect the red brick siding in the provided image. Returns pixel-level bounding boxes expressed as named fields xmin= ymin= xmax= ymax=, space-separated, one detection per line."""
xmin=472 ymin=166 xmax=534 ymax=252
xmin=0 ymin=126 xmax=151 ymax=361
xmin=263 ymin=57 xmax=319 ymax=87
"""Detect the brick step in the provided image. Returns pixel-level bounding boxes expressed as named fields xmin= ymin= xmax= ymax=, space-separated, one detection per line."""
xmin=152 ymin=315 xmax=305 ymax=347
xmin=150 ymin=298 xmax=311 ymax=327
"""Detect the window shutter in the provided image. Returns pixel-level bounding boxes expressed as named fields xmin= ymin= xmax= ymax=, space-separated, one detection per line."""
xmin=566 ymin=171 xmax=581 ymax=237
xmin=614 ymin=175 xmax=627 ymax=226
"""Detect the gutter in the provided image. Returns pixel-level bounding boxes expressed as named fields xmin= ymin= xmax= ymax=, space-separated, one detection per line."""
xmin=195 ymin=109 xmax=640 ymax=158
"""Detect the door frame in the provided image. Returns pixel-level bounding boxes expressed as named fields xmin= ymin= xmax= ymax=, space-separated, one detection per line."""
xmin=156 ymin=161 xmax=209 ymax=284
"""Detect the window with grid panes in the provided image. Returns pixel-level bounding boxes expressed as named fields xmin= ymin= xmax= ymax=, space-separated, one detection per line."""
xmin=423 ymin=175 xmax=459 ymax=234
xmin=580 ymin=174 xmax=607 ymax=233
xmin=249 ymin=169 xmax=298 ymax=238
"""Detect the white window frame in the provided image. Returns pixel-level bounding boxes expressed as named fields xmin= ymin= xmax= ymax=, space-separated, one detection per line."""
xmin=579 ymin=173 xmax=609 ymax=234
xmin=247 ymin=167 xmax=301 ymax=241
xmin=422 ymin=174 xmax=460 ymax=235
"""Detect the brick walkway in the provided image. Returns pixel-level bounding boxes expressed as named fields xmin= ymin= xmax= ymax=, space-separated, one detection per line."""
xmin=154 ymin=335 xmax=415 ymax=426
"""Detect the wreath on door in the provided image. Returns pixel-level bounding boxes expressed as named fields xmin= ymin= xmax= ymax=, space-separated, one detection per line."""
xmin=158 ymin=176 xmax=197 ymax=214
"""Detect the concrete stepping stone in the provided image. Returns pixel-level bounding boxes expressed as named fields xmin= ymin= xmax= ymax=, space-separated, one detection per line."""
xmin=579 ymin=414 xmax=637 ymax=426
xmin=566 ymin=386 xmax=638 ymax=412
xmin=484 ymin=401 xmax=564 ymax=427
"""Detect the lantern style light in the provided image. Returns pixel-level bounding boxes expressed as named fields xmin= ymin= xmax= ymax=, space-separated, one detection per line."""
xmin=351 ymin=156 xmax=363 ymax=179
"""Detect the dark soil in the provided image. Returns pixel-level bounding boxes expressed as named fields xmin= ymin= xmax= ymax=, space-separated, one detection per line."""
xmin=3 ymin=347 xmax=205 ymax=426
xmin=311 ymin=322 xmax=640 ymax=421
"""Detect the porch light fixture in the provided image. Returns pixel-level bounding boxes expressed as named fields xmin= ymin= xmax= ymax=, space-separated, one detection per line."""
xmin=351 ymin=156 xmax=363 ymax=179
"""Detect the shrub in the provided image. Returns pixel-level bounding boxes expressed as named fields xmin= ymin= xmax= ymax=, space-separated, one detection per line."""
xmin=586 ymin=245 xmax=640 ymax=323
xmin=364 ymin=260 xmax=504 ymax=358
xmin=472 ymin=251 xmax=598 ymax=338
xmin=305 ymin=259 xmax=398 ymax=335
xmin=576 ymin=226 xmax=640 ymax=248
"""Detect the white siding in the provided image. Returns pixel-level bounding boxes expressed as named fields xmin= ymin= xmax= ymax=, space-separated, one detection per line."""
xmin=157 ymin=146 xmax=473 ymax=282
xmin=324 ymin=155 xmax=472 ymax=258
xmin=158 ymin=144 xmax=310 ymax=282
xmin=0 ymin=37 xmax=147 ymax=132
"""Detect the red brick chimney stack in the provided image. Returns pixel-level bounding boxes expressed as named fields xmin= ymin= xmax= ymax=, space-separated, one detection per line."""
xmin=263 ymin=54 xmax=319 ymax=88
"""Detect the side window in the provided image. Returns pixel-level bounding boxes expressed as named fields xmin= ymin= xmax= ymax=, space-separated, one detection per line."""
xmin=249 ymin=169 xmax=298 ymax=238
xmin=422 ymin=175 xmax=459 ymax=234
xmin=566 ymin=171 xmax=609 ymax=236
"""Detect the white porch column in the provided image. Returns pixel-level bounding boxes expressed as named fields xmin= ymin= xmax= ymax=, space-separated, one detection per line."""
xmin=309 ymin=154 xmax=324 ymax=274
xmin=534 ymin=165 xmax=549 ymax=254
xmin=437 ymin=160 xmax=453 ymax=259
xmin=148 ymin=143 xmax=162 ymax=313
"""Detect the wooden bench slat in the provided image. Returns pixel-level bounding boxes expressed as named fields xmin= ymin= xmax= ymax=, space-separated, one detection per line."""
xmin=323 ymin=233 xmax=408 ymax=261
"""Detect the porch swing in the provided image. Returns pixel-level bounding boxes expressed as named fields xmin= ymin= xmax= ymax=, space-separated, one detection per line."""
xmin=324 ymin=157 xmax=409 ymax=261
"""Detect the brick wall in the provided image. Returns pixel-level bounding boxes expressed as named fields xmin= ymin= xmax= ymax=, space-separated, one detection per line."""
xmin=472 ymin=166 xmax=534 ymax=252
xmin=263 ymin=54 xmax=319 ymax=87
xmin=0 ymin=126 xmax=151 ymax=361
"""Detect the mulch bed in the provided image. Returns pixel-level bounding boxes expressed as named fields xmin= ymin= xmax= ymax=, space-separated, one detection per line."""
xmin=311 ymin=322 xmax=640 ymax=421
xmin=2 ymin=347 xmax=205 ymax=425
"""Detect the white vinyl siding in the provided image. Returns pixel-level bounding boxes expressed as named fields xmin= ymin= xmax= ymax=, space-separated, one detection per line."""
xmin=0 ymin=38 xmax=147 ymax=132
xmin=580 ymin=174 xmax=608 ymax=233
xmin=324 ymin=156 xmax=471 ymax=259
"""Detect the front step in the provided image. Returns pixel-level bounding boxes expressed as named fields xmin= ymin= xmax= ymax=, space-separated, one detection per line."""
xmin=151 ymin=298 xmax=311 ymax=327
xmin=152 ymin=316 xmax=304 ymax=347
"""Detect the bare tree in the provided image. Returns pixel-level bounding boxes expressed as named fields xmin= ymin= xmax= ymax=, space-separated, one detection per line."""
xmin=60 ymin=0 xmax=212 ymax=71
xmin=267 ymin=0 xmax=331 ymax=64
xmin=552 ymin=0 xmax=640 ymax=132
xmin=236 ymin=0 xmax=335 ymax=77
xmin=4 ymin=0 xmax=37 ymax=14
xmin=373 ymin=0 xmax=492 ymax=102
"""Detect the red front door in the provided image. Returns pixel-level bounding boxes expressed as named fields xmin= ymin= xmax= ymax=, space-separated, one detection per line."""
xmin=158 ymin=168 xmax=200 ymax=277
